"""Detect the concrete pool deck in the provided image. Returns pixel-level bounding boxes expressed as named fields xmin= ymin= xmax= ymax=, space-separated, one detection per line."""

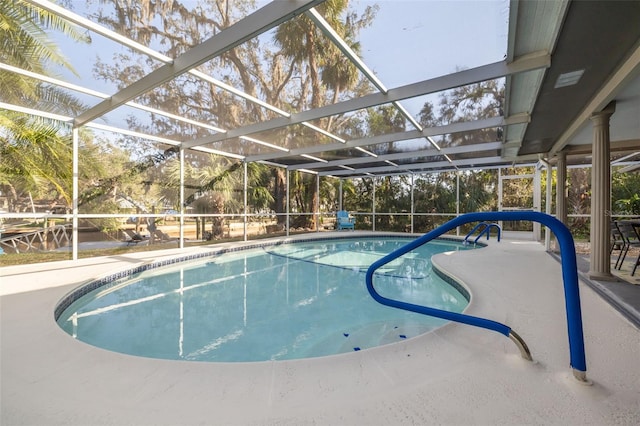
xmin=1 ymin=232 xmax=639 ymax=425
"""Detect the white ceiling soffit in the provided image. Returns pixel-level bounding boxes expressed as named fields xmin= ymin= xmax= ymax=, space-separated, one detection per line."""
xmin=550 ymin=43 xmax=640 ymax=156
xmin=503 ymin=0 xmax=570 ymax=159
xmin=558 ymin=72 xmax=640 ymax=149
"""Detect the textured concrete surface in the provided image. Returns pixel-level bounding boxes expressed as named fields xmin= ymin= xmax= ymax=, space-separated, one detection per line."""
xmin=2 ymin=233 xmax=639 ymax=425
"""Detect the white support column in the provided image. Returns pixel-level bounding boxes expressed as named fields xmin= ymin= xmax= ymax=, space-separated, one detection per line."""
xmin=286 ymin=169 xmax=290 ymax=237
xmin=498 ymin=167 xmax=503 ymax=209
xmin=316 ymin=174 xmax=320 ymax=233
xmin=372 ymin=177 xmax=376 ymax=232
xmin=556 ymin=151 xmax=568 ymax=226
xmin=544 ymin=160 xmax=553 ymax=250
xmin=589 ymin=101 xmax=616 ymax=280
xmin=339 ymin=179 xmax=343 ymax=211
xmin=410 ymin=173 xmax=415 ymax=234
xmin=179 ymin=147 xmax=185 ymax=248
xmin=72 ymin=128 xmax=79 ymax=260
xmin=498 ymin=167 xmax=503 ymax=230
xmin=243 ymin=162 xmax=248 ymax=242
xmin=456 ymin=171 xmax=460 ymax=236
xmin=533 ymin=166 xmax=542 ymax=241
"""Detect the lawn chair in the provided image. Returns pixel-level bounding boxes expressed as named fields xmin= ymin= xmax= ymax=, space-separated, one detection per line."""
xmin=123 ymin=229 xmax=145 ymax=246
xmin=611 ymin=221 xmax=626 ymax=269
xmin=617 ymin=221 xmax=640 ymax=276
xmin=152 ymin=229 xmax=177 ymax=242
xmin=336 ymin=210 xmax=355 ymax=230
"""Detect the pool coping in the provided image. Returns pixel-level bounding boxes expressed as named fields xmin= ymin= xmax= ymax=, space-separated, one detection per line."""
xmin=2 ymin=232 xmax=639 ymax=425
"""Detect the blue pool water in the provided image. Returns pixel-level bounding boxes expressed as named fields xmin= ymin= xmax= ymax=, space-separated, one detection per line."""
xmin=57 ymin=237 xmax=471 ymax=362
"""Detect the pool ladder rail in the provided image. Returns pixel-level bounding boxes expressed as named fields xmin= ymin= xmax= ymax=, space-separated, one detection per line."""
xmin=463 ymin=222 xmax=502 ymax=245
xmin=365 ymin=211 xmax=589 ymax=384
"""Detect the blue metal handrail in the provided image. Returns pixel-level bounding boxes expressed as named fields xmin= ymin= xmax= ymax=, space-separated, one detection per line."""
xmin=464 ymin=222 xmax=502 ymax=244
xmin=365 ymin=211 xmax=588 ymax=382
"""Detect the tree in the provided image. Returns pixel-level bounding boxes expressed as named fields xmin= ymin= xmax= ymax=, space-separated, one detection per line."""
xmin=339 ymin=103 xmax=409 ymax=230
xmin=418 ymin=102 xmax=437 ymax=128
xmin=411 ymin=78 xmax=506 ymax=223
xmin=374 ymin=175 xmax=411 ymax=231
xmin=366 ymin=104 xmax=406 ymax=154
xmin=86 ymin=0 xmax=293 ymax=222
xmin=419 ymin=78 xmax=503 ymax=162
xmin=0 ymin=0 xmax=91 ymax=212
xmin=275 ymin=0 xmax=375 ymax=113
xmin=0 ymin=114 xmax=72 ymax=209
xmin=566 ymin=167 xmax=591 ymax=238
xmin=413 ymin=172 xmax=457 ymax=231
xmin=458 ymin=169 xmax=498 ymax=213
xmin=0 ymin=0 xmax=89 ymax=113
xmin=88 ymin=0 xmax=377 ymax=227
xmin=612 ymin=167 xmax=640 ymax=216
xmin=345 ymin=177 xmax=372 ymax=225
xmin=274 ymin=0 xmax=377 ymax=227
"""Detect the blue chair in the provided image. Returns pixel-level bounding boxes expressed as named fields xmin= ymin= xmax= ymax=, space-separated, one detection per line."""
xmin=336 ymin=210 xmax=355 ymax=230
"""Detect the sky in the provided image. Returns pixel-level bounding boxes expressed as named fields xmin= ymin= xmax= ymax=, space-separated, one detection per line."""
xmin=354 ymin=0 xmax=509 ymax=116
xmin=356 ymin=1 xmax=508 ymax=86
xmin=47 ymin=0 xmax=509 ymax=130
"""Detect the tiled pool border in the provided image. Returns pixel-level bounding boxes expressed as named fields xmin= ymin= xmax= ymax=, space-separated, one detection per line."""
xmin=432 ymin=264 xmax=471 ymax=302
xmin=54 ymin=234 xmax=476 ymax=321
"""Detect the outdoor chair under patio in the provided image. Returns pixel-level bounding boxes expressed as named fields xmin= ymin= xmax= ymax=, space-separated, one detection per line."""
xmin=616 ymin=221 xmax=640 ymax=276
xmin=123 ymin=229 xmax=146 ymax=246
xmin=610 ymin=221 xmax=626 ymax=269
xmin=152 ymin=229 xmax=178 ymax=243
xmin=336 ymin=210 xmax=355 ymax=230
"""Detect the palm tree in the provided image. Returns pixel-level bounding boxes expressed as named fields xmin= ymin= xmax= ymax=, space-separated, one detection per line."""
xmin=0 ymin=113 xmax=73 ymax=206
xmin=274 ymin=0 xmax=367 ymax=112
xmin=0 ymin=0 xmax=90 ymax=211
xmin=274 ymin=1 xmax=376 ymax=227
xmin=0 ymin=0 xmax=89 ymax=112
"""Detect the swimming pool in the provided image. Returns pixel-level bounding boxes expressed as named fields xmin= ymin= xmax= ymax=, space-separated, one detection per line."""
xmin=56 ymin=237 xmax=471 ymax=362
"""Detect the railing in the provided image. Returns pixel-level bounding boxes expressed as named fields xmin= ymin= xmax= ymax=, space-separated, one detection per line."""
xmin=365 ymin=211 xmax=588 ymax=383
xmin=0 ymin=225 xmax=71 ymax=254
xmin=463 ymin=222 xmax=502 ymax=244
